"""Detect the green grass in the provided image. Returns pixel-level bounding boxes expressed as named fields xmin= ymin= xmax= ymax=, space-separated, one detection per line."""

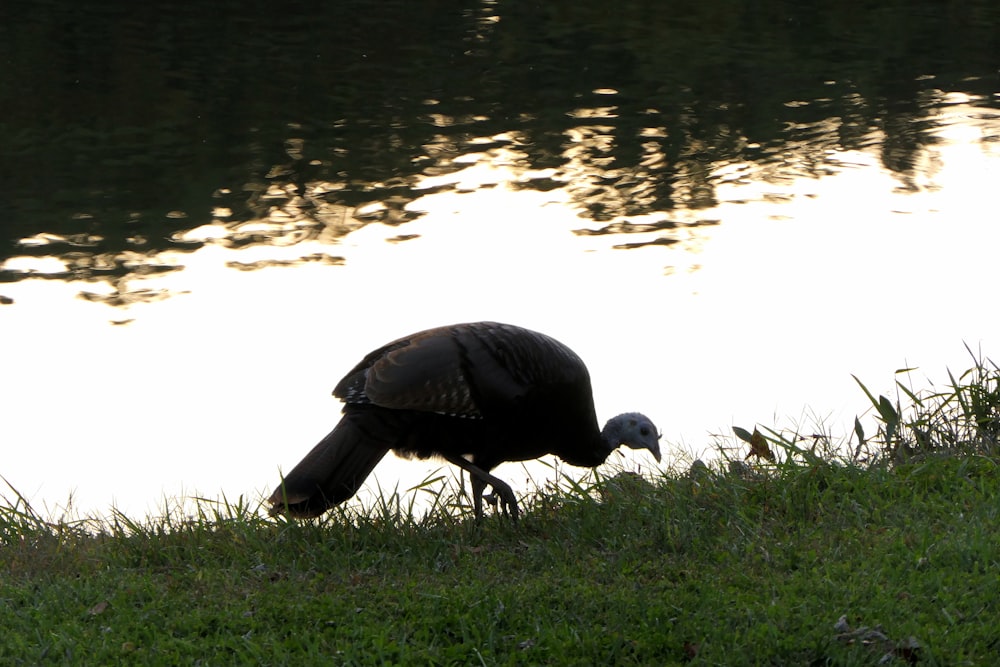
xmin=3 ymin=350 xmax=1000 ymax=665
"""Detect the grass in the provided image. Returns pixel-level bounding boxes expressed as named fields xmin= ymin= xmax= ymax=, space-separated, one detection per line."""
xmin=2 ymin=349 xmax=999 ymax=665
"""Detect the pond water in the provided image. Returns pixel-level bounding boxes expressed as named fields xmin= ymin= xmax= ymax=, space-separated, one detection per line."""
xmin=1 ymin=1 xmax=999 ymax=519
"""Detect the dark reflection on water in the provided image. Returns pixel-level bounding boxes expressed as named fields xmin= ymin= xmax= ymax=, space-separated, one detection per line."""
xmin=1 ymin=0 xmax=998 ymax=297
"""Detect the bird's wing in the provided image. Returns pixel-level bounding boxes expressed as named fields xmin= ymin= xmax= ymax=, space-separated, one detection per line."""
xmin=332 ymin=322 xmax=588 ymax=417
xmin=366 ymin=328 xmax=482 ymax=416
xmin=332 ymin=324 xmax=481 ymax=416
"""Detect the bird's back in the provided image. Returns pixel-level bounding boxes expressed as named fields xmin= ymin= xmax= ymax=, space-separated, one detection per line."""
xmin=333 ymin=322 xmax=603 ymax=467
xmin=334 ymin=322 xmax=586 ymax=412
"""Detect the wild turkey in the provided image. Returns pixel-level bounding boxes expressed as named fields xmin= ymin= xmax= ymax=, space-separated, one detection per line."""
xmin=268 ymin=321 xmax=661 ymax=520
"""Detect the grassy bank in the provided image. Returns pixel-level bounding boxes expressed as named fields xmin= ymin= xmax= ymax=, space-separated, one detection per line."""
xmin=2 ymin=353 xmax=999 ymax=665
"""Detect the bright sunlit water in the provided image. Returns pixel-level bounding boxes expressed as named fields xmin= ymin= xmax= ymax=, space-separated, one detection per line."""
xmin=3 ymin=99 xmax=997 ymax=519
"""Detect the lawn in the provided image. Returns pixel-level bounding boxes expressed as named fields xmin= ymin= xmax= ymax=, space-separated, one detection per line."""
xmin=2 ymin=353 xmax=998 ymax=665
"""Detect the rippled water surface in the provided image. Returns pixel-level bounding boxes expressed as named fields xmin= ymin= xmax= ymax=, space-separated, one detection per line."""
xmin=2 ymin=1 xmax=999 ymax=517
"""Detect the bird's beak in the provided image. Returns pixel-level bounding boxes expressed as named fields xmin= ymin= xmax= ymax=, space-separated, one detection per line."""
xmin=648 ymin=441 xmax=662 ymax=463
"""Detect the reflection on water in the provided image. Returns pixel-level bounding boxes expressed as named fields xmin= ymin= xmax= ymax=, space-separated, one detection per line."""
xmin=3 ymin=2 xmax=998 ymax=299
xmin=1 ymin=0 xmax=999 ymax=518
xmin=6 ymin=86 xmax=997 ymax=303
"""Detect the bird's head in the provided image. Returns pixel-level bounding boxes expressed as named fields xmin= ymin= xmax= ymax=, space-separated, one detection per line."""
xmin=603 ymin=412 xmax=661 ymax=462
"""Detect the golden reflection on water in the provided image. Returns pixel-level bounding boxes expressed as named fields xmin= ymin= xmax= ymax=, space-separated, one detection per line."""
xmin=1 ymin=103 xmax=998 ymax=519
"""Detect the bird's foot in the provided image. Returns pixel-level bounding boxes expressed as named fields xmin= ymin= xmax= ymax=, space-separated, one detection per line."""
xmin=489 ymin=481 xmax=520 ymax=521
xmin=483 ymin=492 xmax=499 ymax=511
xmin=446 ymin=454 xmax=521 ymax=522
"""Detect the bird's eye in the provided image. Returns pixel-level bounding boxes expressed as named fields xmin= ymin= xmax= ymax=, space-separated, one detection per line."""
xmin=640 ymin=426 xmax=650 ymax=436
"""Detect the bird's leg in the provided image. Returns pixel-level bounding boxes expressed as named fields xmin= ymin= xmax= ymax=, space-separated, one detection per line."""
xmin=443 ymin=455 xmax=519 ymax=521
xmin=470 ymin=474 xmax=486 ymax=521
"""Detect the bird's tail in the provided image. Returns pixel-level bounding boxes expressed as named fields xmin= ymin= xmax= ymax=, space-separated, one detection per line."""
xmin=268 ymin=412 xmax=392 ymax=519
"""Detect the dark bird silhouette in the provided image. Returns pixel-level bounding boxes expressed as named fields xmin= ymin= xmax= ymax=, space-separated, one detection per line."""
xmin=268 ymin=321 xmax=661 ymax=520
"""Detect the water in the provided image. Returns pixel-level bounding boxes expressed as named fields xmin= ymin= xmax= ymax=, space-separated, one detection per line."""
xmin=1 ymin=1 xmax=999 ymax=518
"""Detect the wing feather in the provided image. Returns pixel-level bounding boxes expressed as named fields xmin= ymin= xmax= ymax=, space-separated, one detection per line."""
xmin=332 ymin=322 xmax=590 ymax=417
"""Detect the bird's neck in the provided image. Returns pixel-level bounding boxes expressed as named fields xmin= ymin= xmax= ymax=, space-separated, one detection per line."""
xmin=555 ymin=422 xmax=615 ymax=468
xmin=599 ymin=419 xmax=627 ymax=453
